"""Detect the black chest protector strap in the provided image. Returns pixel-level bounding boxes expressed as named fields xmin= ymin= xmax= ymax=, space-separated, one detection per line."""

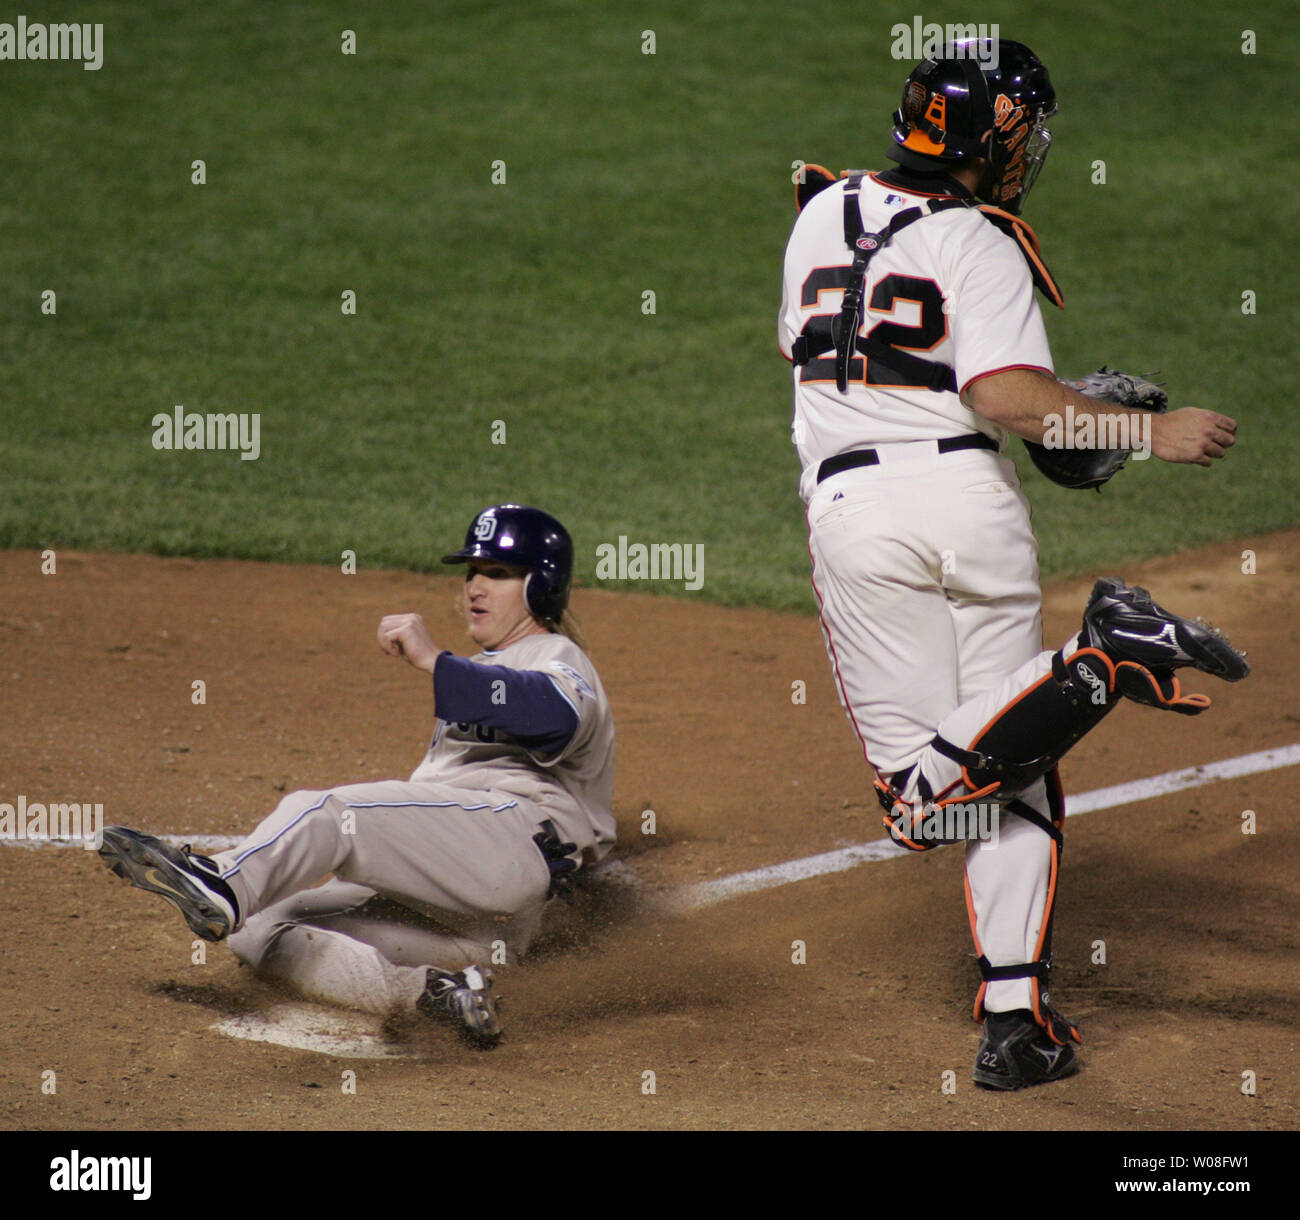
xmin=853 ymin=175 xmax=961 ymax=393
xmin=790 ymin=174 xmax=1062 ymax=394
xmin=791 ymin=174 xmax=966 ymax=392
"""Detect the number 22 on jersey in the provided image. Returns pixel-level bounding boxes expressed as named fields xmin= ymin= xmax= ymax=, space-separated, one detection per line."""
xmin=799 ymin=267 xmax=946 ymax=388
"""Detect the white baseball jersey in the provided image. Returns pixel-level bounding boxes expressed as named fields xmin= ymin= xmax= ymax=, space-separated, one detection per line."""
xmin=781 ymin=166 xmax=1070 ymax=1019
xmin=778 ymin=171 xmax=1055 ymax=502
xmin=409 ymin=632 xmax=616 ymax=856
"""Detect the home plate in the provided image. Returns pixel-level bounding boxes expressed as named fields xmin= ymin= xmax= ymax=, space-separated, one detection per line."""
xmin=212 ymin=1003 xmax=419 ymax=1059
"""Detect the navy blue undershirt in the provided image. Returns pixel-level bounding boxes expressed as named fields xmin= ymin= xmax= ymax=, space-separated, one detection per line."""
xmin=433 ymin=652 xmax=579 ymax=754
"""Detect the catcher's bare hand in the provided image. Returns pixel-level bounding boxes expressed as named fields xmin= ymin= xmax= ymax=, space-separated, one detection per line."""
xmin=378 ymin=613 xmax=441 ymax=673
xmin=1151 ymin=408 xmax=1237 ymax=466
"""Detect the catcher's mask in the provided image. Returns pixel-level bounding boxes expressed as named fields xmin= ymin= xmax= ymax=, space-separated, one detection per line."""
xmin=442 ymin=503 xmax=573 ymax=623
xmin=888 ymin=38 xmax=1057 ymax=215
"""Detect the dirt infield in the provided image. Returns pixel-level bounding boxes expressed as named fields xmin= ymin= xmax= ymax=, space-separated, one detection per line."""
xmin=2 ymin=536 xmax=1297 ymax=1130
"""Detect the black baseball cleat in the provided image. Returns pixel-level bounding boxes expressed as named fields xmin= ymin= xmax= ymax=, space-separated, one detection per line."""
xmin=1081 ymin=577 xmax=1249 ymax=682
xmin=973 ymin=1009 xmax=1079 ymax=1091
xmin=417 ymin=965 xmax=503 ymax=1047
xmin=99 ymin=826 xmax=239 ymax=942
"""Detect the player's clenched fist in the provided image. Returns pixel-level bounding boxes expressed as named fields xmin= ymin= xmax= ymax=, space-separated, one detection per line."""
xmin=1151 ymin=408 xmax=1238 ymax=467
xmin=378 ymin=613 xmax=441 ymax=673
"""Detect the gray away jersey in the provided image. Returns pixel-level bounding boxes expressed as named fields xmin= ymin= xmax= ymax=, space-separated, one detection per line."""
xmin=408 ymin=632 xmax=616 ymax=858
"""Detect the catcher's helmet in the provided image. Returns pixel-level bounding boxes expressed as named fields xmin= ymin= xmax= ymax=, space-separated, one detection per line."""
xmin=889 ymin=38 xmax=1057 ymax=214
xmin=441 ymin=504 xmax=573 ymax=622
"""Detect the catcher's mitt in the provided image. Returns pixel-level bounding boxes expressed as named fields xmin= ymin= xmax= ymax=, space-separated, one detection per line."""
xmin=1024 ymin=367 xmax=1169 ymax=491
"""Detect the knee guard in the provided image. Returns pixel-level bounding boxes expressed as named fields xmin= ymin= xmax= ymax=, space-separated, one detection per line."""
xmin=874 ymin=772 xmax=1002 ymax=852
xmin=934 ymin=647 xmax=1119 ymax=801
xmin=877 ymin=645 xmax=1116 ymax=851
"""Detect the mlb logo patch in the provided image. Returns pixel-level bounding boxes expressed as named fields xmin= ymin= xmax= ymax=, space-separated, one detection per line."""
xmin=884 ymin=193 xmax=906 ymax=207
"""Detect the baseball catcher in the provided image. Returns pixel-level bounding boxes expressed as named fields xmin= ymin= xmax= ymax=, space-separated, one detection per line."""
xmin=780 ymin=38 xmax=1246 ymax=1090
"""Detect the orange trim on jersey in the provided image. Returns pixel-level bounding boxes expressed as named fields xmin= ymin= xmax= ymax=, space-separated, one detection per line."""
xmin=979 ymin=206 xmax=1065 ymax=309
xmin=860 ymin=278 xmax=950 ymax=390
xmin=978 ymin=205 xmax=1043 ymax=254
xmin=1030 ymin=833 xmax=1074 ymax=1047
xmin=958 ymin=363 xmax=1055 ymax=398
xmin=794 ymin=163 xmax=838 ymax=211
xmin=1030 ymin=838 xmax=1060 ymax=969
xmin=863 ymin=282 xmax=949 ymax=354
xmin=804 ymin=283 xmax=854 ymax=311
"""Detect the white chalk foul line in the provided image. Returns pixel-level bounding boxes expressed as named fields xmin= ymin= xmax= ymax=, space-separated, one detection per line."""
xmin=1061 ymin=742 xmax=1300 ymax=814
xmin=663 ymin=838 xmax=911 ymax=912
xmin=672 ymin=742 xmax=1300 ymax=912
xmin=8 ymin=744 xmax=1298 ymax=912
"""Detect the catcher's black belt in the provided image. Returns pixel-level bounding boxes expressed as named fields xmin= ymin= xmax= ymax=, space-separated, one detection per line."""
xmin=816 ymin=433 xmax=998 ymax=484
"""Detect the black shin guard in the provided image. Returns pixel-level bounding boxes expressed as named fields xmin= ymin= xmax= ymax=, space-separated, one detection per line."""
xmin=933 ymin=647 xmax=1119 ymax=800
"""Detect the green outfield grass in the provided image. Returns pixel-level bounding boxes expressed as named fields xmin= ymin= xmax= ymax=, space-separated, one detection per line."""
xmin=1 ymin=0 xmax=1294 ymax=610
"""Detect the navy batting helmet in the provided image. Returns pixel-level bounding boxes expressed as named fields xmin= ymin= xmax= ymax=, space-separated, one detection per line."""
xmin=889 ymin=38 xmax=1057 ymax=215
xmin=441 ymin=504 xmax=573 ymax=622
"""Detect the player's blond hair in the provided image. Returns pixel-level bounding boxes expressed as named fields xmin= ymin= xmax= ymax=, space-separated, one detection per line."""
xmin=544 ymin=607 xmax=588 ymax=652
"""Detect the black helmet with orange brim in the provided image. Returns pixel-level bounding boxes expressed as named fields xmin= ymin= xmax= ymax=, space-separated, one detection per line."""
xmin=889 ymin=38 xmax=1058 ymax=215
